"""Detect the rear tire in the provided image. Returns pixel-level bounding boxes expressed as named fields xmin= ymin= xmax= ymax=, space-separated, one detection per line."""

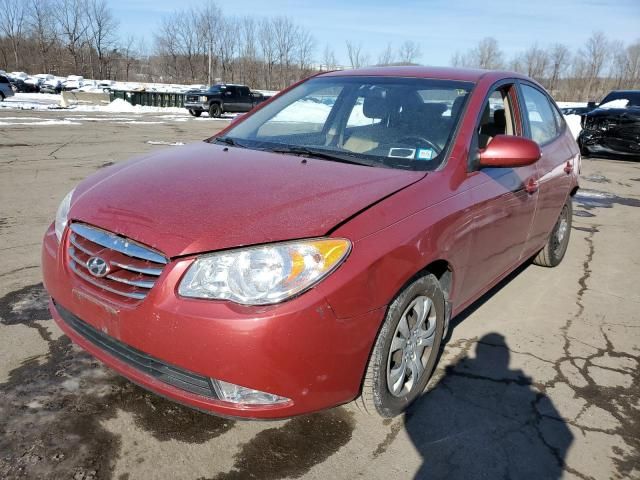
xmin=189 ymin=109 xmax=202 ymax=117
xmin=356 ymin=274 xmax=445 ymax=417
xmin=533 ymin=197 xmax=572 ymax=267
xmin=208 ymin=103 xmax=222 ymax=118
xmin=0 ymin=92 xmax=5 ymax=101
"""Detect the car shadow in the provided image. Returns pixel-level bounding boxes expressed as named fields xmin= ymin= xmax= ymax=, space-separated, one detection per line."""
xmin=404 ymin=261 xmax=573 ymax=479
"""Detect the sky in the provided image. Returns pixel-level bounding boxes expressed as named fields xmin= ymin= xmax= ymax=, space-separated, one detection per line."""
xmin=110 ymin=0 xmax=640 ymax=66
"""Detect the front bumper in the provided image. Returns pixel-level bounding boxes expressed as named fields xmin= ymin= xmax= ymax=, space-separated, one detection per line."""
xmin=579 ymin=129 xmax=640 ymax=158
xmin=42 ymin=224 xmax=384 ymax=419
xmin=184 ymin=101 xmax=207 ymax=112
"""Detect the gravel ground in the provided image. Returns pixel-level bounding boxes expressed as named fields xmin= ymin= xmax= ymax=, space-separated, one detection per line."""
xmin=0 ymin=109 xmax=638 ymax=480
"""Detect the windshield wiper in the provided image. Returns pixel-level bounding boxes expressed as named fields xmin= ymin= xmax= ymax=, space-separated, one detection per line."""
xmin=213 ymin=136 xmax=247 ymax=148
xmin=268 ymin=146 xmax=386 ymax=168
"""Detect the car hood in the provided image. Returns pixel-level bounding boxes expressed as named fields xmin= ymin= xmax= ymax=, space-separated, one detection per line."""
xmin=70 ymin=142 xmax=424 ymax=257
xmin=586 ymin=106 xmax=640 ymax=119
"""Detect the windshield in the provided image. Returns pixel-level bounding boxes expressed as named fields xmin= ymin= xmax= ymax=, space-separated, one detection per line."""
xmin=219 ymin=76 xmax=473 ymax=170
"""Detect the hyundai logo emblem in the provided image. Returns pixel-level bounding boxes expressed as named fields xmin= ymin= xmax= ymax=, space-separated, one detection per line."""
xmin=86 ymin=256 xmax=110 ymax=277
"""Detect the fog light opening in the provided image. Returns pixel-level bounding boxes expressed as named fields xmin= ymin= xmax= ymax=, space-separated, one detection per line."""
xmin=211 ymin=379 xmax=290 ymax=406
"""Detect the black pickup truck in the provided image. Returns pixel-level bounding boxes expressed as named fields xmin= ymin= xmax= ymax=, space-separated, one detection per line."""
xmin=184 ymin=84 xmax=268 ymax=118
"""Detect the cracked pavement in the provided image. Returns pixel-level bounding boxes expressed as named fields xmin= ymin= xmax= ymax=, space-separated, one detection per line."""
xmin=0 ymin=110 xmax=638 ymax=479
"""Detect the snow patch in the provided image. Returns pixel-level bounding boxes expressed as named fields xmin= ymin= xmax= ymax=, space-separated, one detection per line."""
xmin=0 ymin=119 xmax=82 ymax=126
xmin=564 ymin=114 xmax=582 ymax=140
xmin=598 ymin=99 xmax=629 ymax=109
xmin=146 ymin=141 xmax=185 ymax=146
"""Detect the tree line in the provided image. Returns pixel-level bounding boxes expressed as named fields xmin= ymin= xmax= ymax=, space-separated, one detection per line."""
xmin=0 ymin=0 xmax=638 ymax=100
xmin=451 ymin=34 xmax=640 ymax=101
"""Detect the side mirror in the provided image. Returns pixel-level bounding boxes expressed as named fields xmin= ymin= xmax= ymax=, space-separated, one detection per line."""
xmin=478 ymin=135 xmax=541 ymax=168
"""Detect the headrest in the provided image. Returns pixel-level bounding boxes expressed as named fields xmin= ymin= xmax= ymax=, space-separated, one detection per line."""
xmin=421 ymin=102 xmax=447 ymax=118
xmin=481 ymin=105 xmax=491 ymax=124
xmin=493 ymin=108 xmax=506 ymax=127
xmin=363 ymin=87 xmax=390 ymax=119
xmin=451 ymin=96 xmax=465 ymax=117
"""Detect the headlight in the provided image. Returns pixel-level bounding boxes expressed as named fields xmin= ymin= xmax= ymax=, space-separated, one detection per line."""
xmin=178 ymin=238 xmax=351 ymax=305
xmin=54 ymin=189 xmax=75 ymax=242
xmin=199 ymin=95 xmax=208 ymax=102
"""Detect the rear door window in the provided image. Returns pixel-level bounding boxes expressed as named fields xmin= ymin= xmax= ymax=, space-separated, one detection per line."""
xmin=520 ymin=84 xmax=559 ymax=145
xmin=0 ymin=75 xmax=9 ymax=84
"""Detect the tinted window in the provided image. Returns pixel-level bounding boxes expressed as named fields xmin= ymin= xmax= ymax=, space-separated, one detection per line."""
xmin=224 ymin=77 xmax=472 ymax=171
xmin=521 ymin=84 xmax=558 ymax=144
xmin=0 ymin=75 xmax=8 ymax=84
xmin=239 ymin=87 xmax=250 ymax=97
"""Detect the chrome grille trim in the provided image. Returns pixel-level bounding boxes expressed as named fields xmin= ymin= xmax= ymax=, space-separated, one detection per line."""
xmin=106 ymin=273 xmax=155 ymax=289
xmin=110 ymin=261 xmax=162 ymax=276
xmin=67 ymin=222 xmax=168 ymax=301
xmin=70 ymin=234 xmax=96 ymax=256
xmin=69 ymin=261 xmax=147 ymax=300
xmin=69 ymin=223 xmax=168 ymax=264
xmin=68 ymin=247 xmax=86 ymax=266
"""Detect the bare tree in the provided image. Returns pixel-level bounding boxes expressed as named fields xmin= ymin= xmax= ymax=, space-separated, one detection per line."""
xmin=322 ymin=44 xmax=338 ymax=70
xmin=346 ymin=41 xmax=369 ymax=69
xmin=295 ymin=28 xmax=315 ymax=74
xmin=450 ymin=37 xmax=503 ymax=70
xmin=272 ymin=16 xmax=297 ymax=88
xmin=377 ymin=42 xmax=394 ymax=66
xmin=238 ymin=16 xmax=259 ymax=86
xmin=548 ymin=43 xmax=570 ymax=93
xmin=258 ymin=18 xmax=276 ymax=89
xmin=580 ymin=31 xmax=610 ymax=100
xmin=87 ymin=0 xmax=118 ymax=78
xmin=27 ymin=0 xmax=58 ymax=72
xmin=473 ymin=37 xmax=504 ymax=69
xmin=522 ymin=44 xmax=549 ymax=81
xmin=199 ymin=1 xmax=221 ymax=85
xmin=450 ymin=51 xmax=463 ymax=67
xmin=626 ymin=41 xmax=640 ymax=88
xmin=0 ymin=0 xmax=26 ymax=67
xmin=398 ymin=40 xmax=421 ymax=64
xmin=54 ymin=0 xmax=89 ymax=73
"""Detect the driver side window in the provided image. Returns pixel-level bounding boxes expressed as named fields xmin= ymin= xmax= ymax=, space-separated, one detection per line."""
xmin=477 ymin=86 xmax=517 ymax=150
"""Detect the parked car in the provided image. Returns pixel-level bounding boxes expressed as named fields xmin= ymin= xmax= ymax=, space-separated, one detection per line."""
xmin=9 ymin=78 xmax=39 ymax=93
xmin=42 ymin=67 xmax=580 ymax=419
xmin=184 ymin=83 xmax=267 ymax=117
xmin=578 ymin=90 xmax=640 ymax=158
xmin=0 ymin=74 xmax=15 ymax=100
xmin=63 ymin=75 xmax=84 ymax=91
xmin=40 ymin=79 xmax=63 ymax=94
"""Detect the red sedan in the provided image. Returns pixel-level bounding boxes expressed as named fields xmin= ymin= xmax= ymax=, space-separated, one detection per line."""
xmin=42 ymin=67 xmax=580 ymax=418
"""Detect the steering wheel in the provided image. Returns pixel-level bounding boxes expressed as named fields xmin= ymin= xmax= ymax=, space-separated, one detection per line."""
xmin=395 ymin=136 xmax=442 ymax=155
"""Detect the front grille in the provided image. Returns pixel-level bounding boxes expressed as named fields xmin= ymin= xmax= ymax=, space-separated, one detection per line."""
xmin=186 ymin=95 xmax=198 ymax=102
xmin=54 ymin=301 xmax=219 ymax=399
xmin=67 ymin=223 xmax=168 ymax=301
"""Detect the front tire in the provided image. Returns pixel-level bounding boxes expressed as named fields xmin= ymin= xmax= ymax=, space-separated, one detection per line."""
xmin=209 ymin=103 xmax=222 ymax=118
xmin=188 ymin=109 xmax=202 ymax=117
xmin=533 ymin=197 xmax=572 ymax=267
xmin=357 ymin=274 xmax=445 ymax=417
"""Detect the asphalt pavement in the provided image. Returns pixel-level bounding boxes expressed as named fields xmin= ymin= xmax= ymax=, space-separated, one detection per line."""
xmin=0 ymin=109 xmax=638 ymax=480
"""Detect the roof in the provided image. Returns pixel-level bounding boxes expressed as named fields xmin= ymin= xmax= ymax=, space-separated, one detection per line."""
xmin=319 ymin=65 xmax=527 ymax=83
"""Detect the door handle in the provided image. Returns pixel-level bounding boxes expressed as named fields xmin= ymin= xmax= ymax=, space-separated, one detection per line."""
xmin=564 ymin=161 xmax=573 ymax=174
xmin=525 ymin=178 xmax=539 ymax=194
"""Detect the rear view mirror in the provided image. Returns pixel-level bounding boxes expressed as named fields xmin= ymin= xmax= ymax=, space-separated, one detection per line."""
xmin=478 ymin=135 xmax=541 ymax=168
